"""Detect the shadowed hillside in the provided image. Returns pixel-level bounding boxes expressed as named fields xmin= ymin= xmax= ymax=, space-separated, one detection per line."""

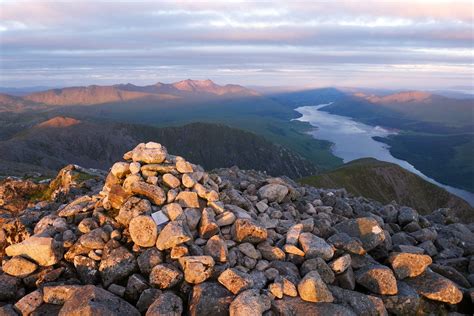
xmin=0 ymin=117 xmax=317 ymax=179
xmin=300 ymin=158 xmax=473 ymax=220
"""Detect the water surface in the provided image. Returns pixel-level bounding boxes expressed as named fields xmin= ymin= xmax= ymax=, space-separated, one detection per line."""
xmin=295 ymin=103 xmax=474 ymax=206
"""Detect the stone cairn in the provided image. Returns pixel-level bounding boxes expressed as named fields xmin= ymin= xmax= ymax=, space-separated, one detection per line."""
xmin=0 ymin=142 xmax=473 ymax=315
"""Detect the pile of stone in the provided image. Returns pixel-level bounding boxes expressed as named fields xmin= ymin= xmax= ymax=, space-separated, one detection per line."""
xmin=0 ymin=142 xmax=473 ymax=315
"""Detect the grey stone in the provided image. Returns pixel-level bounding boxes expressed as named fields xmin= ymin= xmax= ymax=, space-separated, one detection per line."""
xmin=229 ymin=289 xmax=271 ymax=316
xmin=59 ymin=285 xmax=140 ymax=316
xmin=146 ymin=291 xmax=183 ymax=316
xmin=189 ymin=282 xmax=234 ymax=316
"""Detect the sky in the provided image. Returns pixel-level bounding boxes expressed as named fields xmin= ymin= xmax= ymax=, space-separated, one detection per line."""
xmin=0 ymin=0 xmax=473 ymax=90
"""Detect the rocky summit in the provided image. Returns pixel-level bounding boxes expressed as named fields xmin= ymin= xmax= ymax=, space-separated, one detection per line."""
xmin=0 ymin=142 xmax=473 ymax=315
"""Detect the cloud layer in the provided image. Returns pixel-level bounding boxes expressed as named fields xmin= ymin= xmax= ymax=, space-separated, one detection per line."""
xmin=0 ymin=0 xmax=472 ymax=89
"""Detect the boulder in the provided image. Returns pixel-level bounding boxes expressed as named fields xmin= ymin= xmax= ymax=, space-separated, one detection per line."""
xmin=405 ymin=270 xmax=463 ymax=304
xmin=2 ymin=256 xmax=38 ymax=278
xmin=271 ymin=296 xmax=356 ymax=316
xmin=298 ymin=271 xmax=334 ymax=302
xmin=146 ymin=291 xmax=183 ymax=316
xmin=78 ymin=228 xmax=109 ymax=249
xmin=149 ymin=264 xmax=183 ymax=289
xmin=218 ymin=268 xmax=254 ymax=294
xmin=301 ymin=257 xmax=335 ymax=284
xmin=125 ymin=274 xmax=149 ymax=301
xmin=162 ymin=173 xmax=181 ymax=189
xmin=329 ymin=254 xmax=351 ymax=274
xmin=232 ymin=219 xmax=267 ymax=244
xmin=258 ymin=184 xmax=289 ymax=203
xmin=286 ymin=223 xmax=303 ymax=245
xmin=327 ymin=233 xmax=366 ymax=255
xmin=116 ymin=197 xmax=152 ymax=226
xmin=59 ymin=285 xmax=140 ymax=315
xmin=74 ymin=255 xmax=99 ymax=284
xmin=126 ymin=142 xmax=168 ymax=164
xmin=179 ymin=256 xmax=214 ymax=284
xmin=136 ymin=289 xmax=162 ymax=313
xmin=329 ymin=286 xmax=387 ymax=316
xmin=430 ymin=263 xmax=471 ymax=288
xmin=388 ymin=252 xmax=432 ymax=279
xmin=161 ymin=203 xmax=183 ymax=221
xmin=189 ymin=282 xmax=234 ymax=316
xmin=0 ymin=274 xmax=21 ymax=301
xmin=129 ymin=215 xmax=158 ymax=247
xmin=334 ymin=218 xmax=385 ymax=251
xmin=99 ymin=245 xmax=137 ymax=287
xmin=5 ymin=236 xmax=62 ymax=266
xmin=381 ymin=281 xmax=420 ymax=315
xmin=175 ymin=191 xmax=200 ymax=208
xmin=355 ymin=265 xmax=398 ymax=295
xmin=137 ymin=248 xmax=163 ymax=275
xmin=199 ymin=208 xmax=219 ymax=238
xmin=130 ymin=181 xmax=166 ymax=206
xmin=155 ymin=221 xmax=191 ymax=250
xmin=204 ymin=235 xmax=228 ymax=263
xmin=229 ymin=289 xmax=271 ymax=316
xmin=14 ymin=289 xmax=43 ymax=316
xmin=43 ymin=285 xmax=81 ymax=304
xmin=398 ymin=207 xmax=419 ymax=226
xmin=298 ymin=232 xmax=334 ymax=260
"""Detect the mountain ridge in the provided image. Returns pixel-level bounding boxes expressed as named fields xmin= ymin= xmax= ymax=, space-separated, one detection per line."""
xmin=0 ymin=117 xmax=317 ymax=180
xmin=18 ymin=79 xmax=259 ymax=107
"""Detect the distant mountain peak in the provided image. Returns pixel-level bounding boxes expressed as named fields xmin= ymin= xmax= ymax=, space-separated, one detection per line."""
xmin=358 ymin=90 xmax=434 ymax=104
xmin=172 ymin=79 xmax=218 ymax=92
xmin=37 ymin=116 xmax=81 ymax=128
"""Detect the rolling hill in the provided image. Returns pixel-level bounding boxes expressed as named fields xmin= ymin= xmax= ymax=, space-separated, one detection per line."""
xmin=0 ymin=116 xmax=317 ymax=179
xmin=300 ymin=158 xmax=473 ymax=220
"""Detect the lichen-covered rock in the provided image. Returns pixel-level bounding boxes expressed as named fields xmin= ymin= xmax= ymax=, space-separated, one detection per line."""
xmin=355 ymin=265 xmax=398 ymax=295
xmin=405 ymin=270 xmax=463 ymax=304
xmin=130 ymin=181 xmax=166 ymax=206
xmin=116 ymin=197 xmax=152 ymax=226
xmin=179 ymin=256 xmax=214 ymax=284
xmin=99 ymin=245 xmax=137 ymax=287
xmin=155 ymin=221 xmax=191 ymax=250
xmin=129 ymin=215 xmax=158 ymax=247
xmin=2 ymin=256 xmax=38 ymax=278
xmin=149 ymin=264 xmax=183 ymax=289
xmin=175 ymin=191 xmax=200 ymax=208
xmin=232 ymin=219 xmax=267 ymax=244
xmin=5 ymin=235 xmax=63 ymax=266
xmin=218 ymin=268 xmax=254 ymax=294
xmin=297 ymin=271 xmax=334 ymax=303
xmin=388 ymin=252 xmax=432 ymax=279
xmin=43 ymin=285 xmax=81 ymax=305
